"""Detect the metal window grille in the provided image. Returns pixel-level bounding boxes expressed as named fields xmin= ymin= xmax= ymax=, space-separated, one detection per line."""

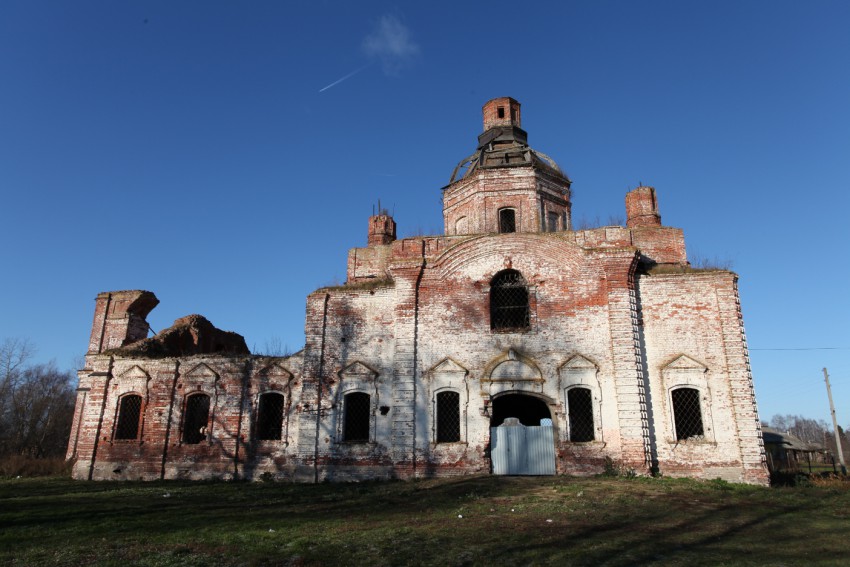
xmin=257 ymin=392 xmax=284 ymax=441
xmin=672 ymin=388 xmax=704 ymax=440
xmin=343 ymin=392 xmax=370 ymax=442
xmin=490 ymin=270 xmax=530 ymax=331
xmin=499 ymin=209 xmax=516 ymax=233
xmin=436 ymin=391 xmax=461 ymax=443
xmin=568 ymin=388 xmax=594 ymax=442
xmin=115 ymin=394 xmax=142 ymax=440
xmin=183 ymin=394 xmax=210 ymax=445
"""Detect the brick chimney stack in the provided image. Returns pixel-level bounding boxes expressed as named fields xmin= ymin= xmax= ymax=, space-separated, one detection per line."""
xmin=626 ymin=186 xmax=662 ymax=228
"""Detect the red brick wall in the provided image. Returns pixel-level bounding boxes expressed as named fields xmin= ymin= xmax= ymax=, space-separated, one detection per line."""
xmin=482 ymin=97 xmax=521 ymax=131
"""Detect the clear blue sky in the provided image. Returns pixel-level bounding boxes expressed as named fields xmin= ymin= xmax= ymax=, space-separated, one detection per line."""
xmin=2 ymin=1 xmax=848 ymax=427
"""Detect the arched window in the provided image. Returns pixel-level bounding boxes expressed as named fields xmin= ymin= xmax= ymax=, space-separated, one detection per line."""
xmin=672 ymin=388 xmax=704 ymax=440
xmin=567 ymin=388 xmax=594 ymax=442
xmin=183 ymin=393 xmax=210 ymax=445
xmin=498 ymin=208 xmax=516 ymax=233
xmin=343 ymin=392 xmax=370 ymax=442
xmin=490 ymin=270 xmax=530 ymax=331
xmin=256 ymin=392 xmax=285 ymax=441
xmin=114 ymin=394 xmax=143 ymax=440
xmin=436 ymin=391 xmax=460 ymax=443
xmin=455 ymin=216 xmax=468 ymax=234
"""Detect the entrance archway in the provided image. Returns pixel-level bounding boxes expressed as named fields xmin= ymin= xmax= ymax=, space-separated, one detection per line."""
xmin=489 ymin=393 xmax=556 ymax=475
xmin=490 ymin=393 xmax=552 ymax=427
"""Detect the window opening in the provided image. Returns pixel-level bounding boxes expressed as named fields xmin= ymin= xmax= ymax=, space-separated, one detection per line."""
xmin=498 ymin=208 xmax=516 ymax=233
xmin=436 ymin=391 xmax=461 ymax=443
xmin=115 ymin=394 xmax=142 ymax=440
xmin=497 ymin=106 xmax=505 ymax=118
xmin=567 ymin=388 xmax=594 ymax=442
xmin=672 ymin=388 xmax=704 ymax=440
xmin=343 ymin=392 xmax=370 ymax=442
xmin=490 ymin=269 xmax=530 ymax=331
xmin=257 ymin=392 xmax=285 ymax=441
xmin=510 ymin=108 xmax=517 ymax=122
xmin=183 ymin=393 xmax=210 ymax=444
xmin=547 ymin=211 xmax=559 ymax=232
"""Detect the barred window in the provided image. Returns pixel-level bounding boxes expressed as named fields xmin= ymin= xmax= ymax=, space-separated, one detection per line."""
xmin=343 ymin=392 xmax=370 ymax=442
xmin=436 ymin=391 xmax=461 ymax=443
xmin=490 ymin=270 xmax=530 ymax=331
xmin=672 ymin=388 xmax=704 ymax=440
xmin=499 ymin=208 xmax=516 ymax=233
xmin=183 ymin=393 xmax=210 ymax=445
xmin=567 ymin=388 xmax=594 ymax=442
xmin=115 ymin=394 xmax=142 ymax=440
xmin=257 ymin=392 xmax=285 ymax=441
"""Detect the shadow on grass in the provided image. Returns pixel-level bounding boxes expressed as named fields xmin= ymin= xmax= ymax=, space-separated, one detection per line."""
xmin=1 ymin=475 xmax=849 ymax=566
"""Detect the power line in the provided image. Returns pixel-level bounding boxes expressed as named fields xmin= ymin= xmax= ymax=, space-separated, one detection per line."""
xmin=749 ymin=347 xmax=850 ymax=351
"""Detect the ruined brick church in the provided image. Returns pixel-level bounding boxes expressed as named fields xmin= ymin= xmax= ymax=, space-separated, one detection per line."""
xmin=67 ymin=98 xmax=768 ymax=484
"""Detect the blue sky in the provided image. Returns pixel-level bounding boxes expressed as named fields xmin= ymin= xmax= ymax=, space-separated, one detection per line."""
xmin=1 ymin=1 xmax=848 ymax=427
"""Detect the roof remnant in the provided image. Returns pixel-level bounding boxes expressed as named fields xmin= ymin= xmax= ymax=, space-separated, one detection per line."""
xmin=111 ymin=314 xmax=249 ymax=358
xmin=761 ymin=427 xmax=825 ymax=452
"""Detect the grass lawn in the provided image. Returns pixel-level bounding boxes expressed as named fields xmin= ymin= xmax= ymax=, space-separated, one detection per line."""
xmin=1 ymin=474 xmax=848 ymax=566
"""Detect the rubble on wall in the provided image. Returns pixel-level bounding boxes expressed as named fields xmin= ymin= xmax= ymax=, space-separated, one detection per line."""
xmin=110 ymin=314 xmax=249 ymax=358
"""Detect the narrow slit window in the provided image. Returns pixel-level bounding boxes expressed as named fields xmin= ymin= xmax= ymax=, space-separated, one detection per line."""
xmin=490 ymin=269 xmax=530 ymax=331
xmin=257 ymin=392 xmax=285 ymax=441
xmin=499 ymin=208 xmax=516 ymax=233
xmin=436 ymin=391 xmax=461 ymax=443
xmin=672 ymin=388 xmax=704 ymax=440
xmin=183 ymin=393 xmax=210 ymax=444
xmin=567 ymin=388 xmax=594 ymax=442
xmin=115 ymin=394 xmax=142 ymax=440
xmin=343 ymin=392 xmax=370 ymax=442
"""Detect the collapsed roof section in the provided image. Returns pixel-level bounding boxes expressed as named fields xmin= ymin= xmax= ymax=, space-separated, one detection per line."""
xmin=111 ymin=314 xmax=249 ymax=358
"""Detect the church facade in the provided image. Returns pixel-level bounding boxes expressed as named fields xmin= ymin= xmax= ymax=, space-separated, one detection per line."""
xmin=67 ymin=98 xmax=768 ymax=484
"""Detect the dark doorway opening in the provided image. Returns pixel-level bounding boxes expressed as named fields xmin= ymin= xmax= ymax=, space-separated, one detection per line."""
xmin=490 ymin=393 xmax=551 ymax=427
xmin=489 ymin=393 xmax=556 ymax=476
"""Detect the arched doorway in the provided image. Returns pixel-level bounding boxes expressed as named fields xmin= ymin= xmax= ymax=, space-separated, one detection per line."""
xmin=489 ymin=393 xmax=556 ymax=475
xmin=490 ymin=393 xmax=551 ymax=427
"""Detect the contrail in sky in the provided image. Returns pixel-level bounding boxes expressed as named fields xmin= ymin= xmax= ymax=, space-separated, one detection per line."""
xmin=319 ymin=64 xmax=371 ymax=93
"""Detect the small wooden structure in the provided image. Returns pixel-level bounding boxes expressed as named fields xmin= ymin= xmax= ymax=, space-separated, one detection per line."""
xmin=762 ymin=427 xmax=830 ymax=473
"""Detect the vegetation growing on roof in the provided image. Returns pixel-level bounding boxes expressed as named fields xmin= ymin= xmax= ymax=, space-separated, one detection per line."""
xmin=319 ymin=277 xmax=395 ymax=292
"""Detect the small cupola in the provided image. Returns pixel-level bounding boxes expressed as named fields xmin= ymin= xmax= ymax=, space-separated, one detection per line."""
xmin=477 ymin=98 xmax=528 ymax=149
xmin=626 ymin=186 xmax=662 ymax=228
xmin=482 ymin=97 xmax=522 ymax=131
xmin=367 ymin=210 xmax=396 ymax=246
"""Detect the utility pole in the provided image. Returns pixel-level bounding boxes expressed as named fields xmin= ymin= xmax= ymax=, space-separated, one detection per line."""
xmin=824 ymin=367 xmax=846 ymax=475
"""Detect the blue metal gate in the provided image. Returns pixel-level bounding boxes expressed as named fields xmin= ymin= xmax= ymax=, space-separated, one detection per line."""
xmin=491 ymin=418 xmax=556 ymax=475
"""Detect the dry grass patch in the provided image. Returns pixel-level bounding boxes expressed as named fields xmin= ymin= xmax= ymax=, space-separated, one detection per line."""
xmin=1 ymin=474 xmax=848 ymax=566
